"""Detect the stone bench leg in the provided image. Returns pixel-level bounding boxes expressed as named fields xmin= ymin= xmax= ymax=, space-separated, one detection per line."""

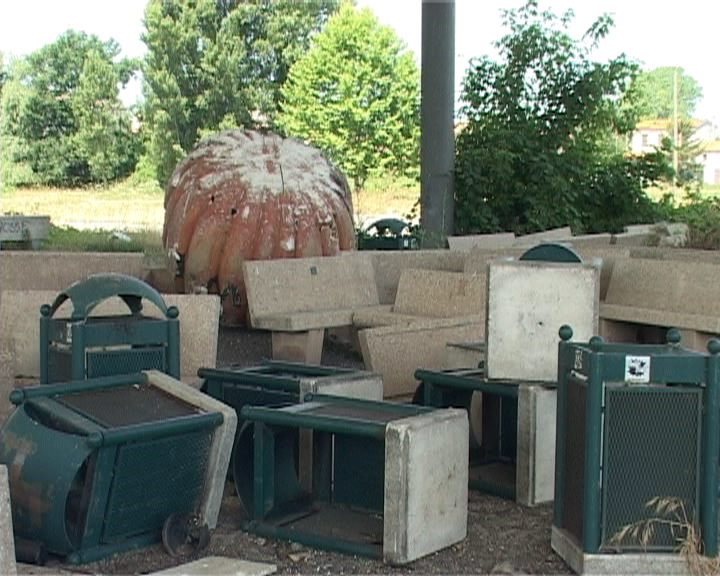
xmin=272 ymin=329 xmax=324 ymax=364
xmin=1 ymin=465 xmax=17 ymax=576
xmin=516 ymin=384 xmax=557 ymax=507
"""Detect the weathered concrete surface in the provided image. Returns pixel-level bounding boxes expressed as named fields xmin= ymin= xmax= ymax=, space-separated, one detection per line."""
xmin=364 ymin=250 xmax=466 ymax=305
xmin=359 ymin=317 xmax=485 ymax=398
xmin=445 ymin=341 xmax=485 ymax=370
xmin=515 ymin=384 xmax=557 ymax=506
xmin=0 ymin=465 xmax=17 ymax=576
xmin=0 ymin=251 xmax=144 ymax=294
xmin=0 ymin=290 xmax=219 ymax=380
xmin=243 ymin=254 xmax=379 ymax=327
xmin=486 ymin=260 xmax=599 ymax=382
xmin=514 ymin=227 xmax=572 ymax=247
xmin=151 ymin=556 xmax=276 ymax=576
xmin=447 ymin=232 xmax=516 ymax=251
xmin=600 ymin=257 xmax=720 ymax=350
xmin=551 ymin=526 xmax=693 ymax=575
xmin=271 ymin=329 xmax=324 ymax=364
xmin=145 ymin=370 xmax=237 ymax=530
xmin=383 ymin=408 xmax=468 ymax=564
xmin=297 ymin=370 xmax=383 ymax=401
xmin=353 ymin=269 xmax=487 ymax=328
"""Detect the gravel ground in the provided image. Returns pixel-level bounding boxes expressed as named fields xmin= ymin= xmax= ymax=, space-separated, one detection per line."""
xmin=27 ymin=327 xmax=572 ymax=575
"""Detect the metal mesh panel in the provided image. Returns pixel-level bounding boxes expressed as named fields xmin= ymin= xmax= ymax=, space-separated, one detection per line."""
xmin=58 ymin=384 xmax=199 ymax=428
xmin=102 ymin=431 xmax=212 ymax=540
xmin=601 ymin=386 xmax=701 ymax=551
xmin=87 ymin=347 xmax=165 ymax=378
xmin=562 ymin=376 xmax=586 ymax=542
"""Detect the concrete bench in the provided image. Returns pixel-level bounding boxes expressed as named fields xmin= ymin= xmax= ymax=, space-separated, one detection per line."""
xmin=353 ymin=268 xmax=487 ymax=329
xmin=243 ymin=254 xmax=382 ymax=363
xmin=0 ymin=215 xmax=50 ymax=249
xmin=600 ymin=257 xmax=720 ymax=351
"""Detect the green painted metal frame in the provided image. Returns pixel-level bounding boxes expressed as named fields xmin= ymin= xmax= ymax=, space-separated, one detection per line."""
xmin=39 ymin=274 xmax=180 ymax=384
xmin=553 ymin=326 xmax=719 ymax=557
xmin=237 ymin=395 xmax=432 ymax=558
xmin=0 ymin=373 xmax=222 ymax=564
xmin=413 ymin=367 xmax=519 ymax=499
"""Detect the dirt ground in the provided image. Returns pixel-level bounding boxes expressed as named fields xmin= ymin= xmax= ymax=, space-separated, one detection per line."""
xmin=36 ymin=328 xmax=573 ymax=575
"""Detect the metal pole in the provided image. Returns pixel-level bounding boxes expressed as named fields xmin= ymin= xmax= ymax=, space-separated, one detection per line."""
xmin=421 ymin=0 xmax=455 ymax=247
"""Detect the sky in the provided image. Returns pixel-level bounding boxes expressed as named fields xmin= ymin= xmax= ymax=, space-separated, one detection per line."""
xmin=1 ymin=0 xmax=718 ymax=125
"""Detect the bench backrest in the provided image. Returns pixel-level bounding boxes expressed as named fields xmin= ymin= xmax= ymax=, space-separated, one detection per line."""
xmin=393 ymin=269 xmax=486 ymax=318
xmin=605 ymin=257 xmax=720 ymax=317
xmin=243 ymin=254 xmax=379 ymax=324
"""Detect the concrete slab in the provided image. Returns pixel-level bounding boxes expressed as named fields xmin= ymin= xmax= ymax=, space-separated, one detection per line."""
xmin=365 ymin=250 xmax=466 ymax=305
xmin=0 ymin=251 xmax=144 ymax=294
xmin=514 ymin=227 xmax=572 ymax=247
xmin=551 ymin=526 xmax=692 ymax=575
xmin=144 ymin=370 xmax=237 ymax=530
xmin=297 ymin=370 xmax=383 ymax=401
xmin=151 ymin=557 xmax=276 ymax=576
xmin=462 ymin=248 xmax=524 ymax=276
xmin=515 ymin=384 xmax=556 ymax=506
xmin=359 ymin=317 xmax=485 ymax=398
xmin=448 ymin=233 xmax=516 ymax=251
xmin=445 ymin=341 xmax=485 ymax=370
xmin=243 ymin=254 xmax=379 ymax=327
xmin=392 ymin=269 xmax=486 ymax=319
xmin=486 ymin=260 xmax=599 ymax=382
xmin=383 ymin=408 xmax=468 ymax=564
xmin=0 ymin=465 xmax=17 ymax=576
xmin=0 ymin=291 xmax=219 ymax=380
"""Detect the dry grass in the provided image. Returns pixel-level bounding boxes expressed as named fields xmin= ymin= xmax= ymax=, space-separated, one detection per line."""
xmin=610 ymin=497 xmax=720 ymax=576
xmin=1 ymin=180 xmax=166 ymax=231
xmin=1 ymin=177 xmax=420 ymax=231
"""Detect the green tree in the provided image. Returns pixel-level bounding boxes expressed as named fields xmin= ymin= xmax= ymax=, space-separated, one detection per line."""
xmin=141 ymin=0 xmax=339 ymax=187
xmin=454 ymin=1 xmax=665 ymax=235
xmin=632 ymin=67 xmax=703 ymax=119
xmin=0 ymin=30 xmax=139 ymax=186
xmin=277 ymin=3 xmax=419 ymax=190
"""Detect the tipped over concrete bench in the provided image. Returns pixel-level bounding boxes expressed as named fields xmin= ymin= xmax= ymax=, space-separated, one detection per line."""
xmin=599 ymin=257 xmax=720 ymax=351
xmin=243 ymin=254 xmax=382 ymax=363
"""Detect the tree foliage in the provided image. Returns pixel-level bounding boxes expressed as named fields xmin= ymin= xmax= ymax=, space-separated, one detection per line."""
xmin=632 ymin=67 xmax=703 ymax=119
xmin=454 ymin=0 xmax=666 ymax=235
xmin=0 ymin=31 xmax=139 ymax=186
xmin=277 ymin=3 xmax=420 ymax=190
xmin=141 ymin=0 xmax=339 ymax=187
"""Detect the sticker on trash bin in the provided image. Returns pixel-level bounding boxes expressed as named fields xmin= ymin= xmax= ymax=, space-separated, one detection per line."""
xmin=625 ymin=355 xmax=650 ymax=383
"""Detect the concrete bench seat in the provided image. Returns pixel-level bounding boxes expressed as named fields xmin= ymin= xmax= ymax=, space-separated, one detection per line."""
xmin=599 ymin=257 xmax=720 ymax=351
xmin=243 ymin=254 xmax=380 ymax=363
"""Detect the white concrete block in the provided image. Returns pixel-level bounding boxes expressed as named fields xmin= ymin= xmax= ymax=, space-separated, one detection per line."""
xmin=383 ymin=408 xmax=468 ymax=564
xmin=0 ymin=465 xmax=17 ymax=576
xmin=298 ymin=371 xmax=383 ymax=401
xmin=515 ymin=384 xmax=557 ymax=506
xmin=486 ymin=261 xmax=599 ymax=381
xmin=144 ymin=370 xmax=237 ymax=530
xmin=151 ymin=556 xmax=276 ymax=576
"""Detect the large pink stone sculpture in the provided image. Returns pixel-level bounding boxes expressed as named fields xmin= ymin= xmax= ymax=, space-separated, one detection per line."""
xmin=163 ymin=129 xmax=355 ymax=325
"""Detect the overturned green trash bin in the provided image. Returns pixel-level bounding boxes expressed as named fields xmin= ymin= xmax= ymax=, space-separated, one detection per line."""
xmin=0 ymin=372 xmax=227 ymax=564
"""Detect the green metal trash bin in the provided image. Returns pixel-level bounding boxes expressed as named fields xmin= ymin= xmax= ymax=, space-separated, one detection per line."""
xmin=39 ymin=274 xmax=180 ymax=384
xmin=0 ymin=373 xmax=223 ymax=564
xmin=552 ymin=326 xmax=719 ymax=559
